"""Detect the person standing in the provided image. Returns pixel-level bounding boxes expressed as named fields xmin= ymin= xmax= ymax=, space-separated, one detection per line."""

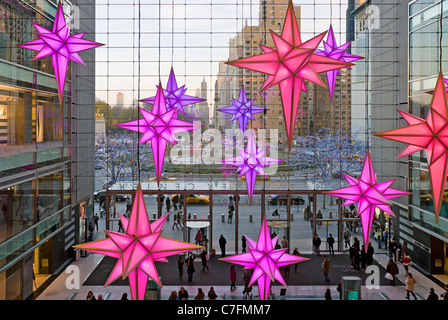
xmin=325 ymin=288 xmax=332 ymax=301
xmin=94 ymin=214 xmax=99 ymax=231
xmin=360 ymin=245 xmax=366 ymax=269
xmin=187 ymin=253 xmax=196 ymax=282
xmin=402 ymin=253 xmax=412 ymax=277
xmin=405 ymin=273 xmax=417 ymax=300
xmin=389 ymin=238 xmax=398 ymax=261
xmin=88 ymin=222 xmax=95 ymax=241
xmin=427 ymin=288 xmax=438 ymax=301
xmin=177 ymin=256 xmax=184 ymax=280
xmin=322 ymin=255 xmax=331 ymax=282
xmin=375 ymin=229 xmax=382 ymax=249
xmin=343 ymin=229 xmax=350 ymax=248
xmin=200 ymin=249 xmax=209 ymax=272
xmin=386 ymin=258 xmax=399 ymax=285
xmin=293 ymin=247 xmax=301 ymax=273
xmin=195 ymin=230 xmax=202 ymax=245
xmin=219 ymin=234 xmax=227 ymax=257
xmin=126 ymin=196 xmax=132 ymax=214
xmin=230 ymin=265 xmax=237 ymax=291
xmin=327 ymin=234 xmax=335 ymax=256
xmin=313 ymin=234 xmax=321 ymax=256
xmin=242 ymin=269 xmax=252 ymax=298
xmin=281 ymin=236 xmax=289 ymax=251
xmin=241 ymin=235 xmax=247 ymax=253
xmin=366 ymin=242 xmax=374 ymax=266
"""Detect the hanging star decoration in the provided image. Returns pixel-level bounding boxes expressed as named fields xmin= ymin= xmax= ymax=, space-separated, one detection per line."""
xmin=222 ymin=130 xmax=282 ymax=203
xmin=315 ymin=25 xmax=363 ymax=102
xmin=324 ymin=150 xmax=410 ymax=249
xmin=18 ymin=1 xmax=104 ymax=103
xmin=140 ymin=67 xmax=205 ymax=117
xmin=225 ymin=0 xmax=353 ymax=150
xmin=218 ymin=164 xmax=237 ymax=179
xmin=374 ymin=71 xmax=448 ymax=223
xmin=74 ymin=184 xmax=203 ymax=300
xmin=115 ymin=83 xmax=199 ymax=185
xmin=220 ymin=216 xmax=308 ymax=300
xmin=218 ymin=85 xmax=265 ymax=136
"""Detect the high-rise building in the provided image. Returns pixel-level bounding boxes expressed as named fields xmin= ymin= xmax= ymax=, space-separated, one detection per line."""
xmin=116 ymin=92 xmax=124 ymax=108
xmin=0 ymin=0 xmax=97 ymax=299
xmin=219 ymin=0 xmax=353 ymax=149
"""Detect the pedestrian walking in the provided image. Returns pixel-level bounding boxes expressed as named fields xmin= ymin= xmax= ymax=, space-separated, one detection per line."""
xmin=360 ymin=245 xmax=366 ymax=269
xmin=118 ymin=219 xmax=124 ymax=233
xmin=195 ymin=229 xmax=202 ymax=245
xmin=313 ymin=234 xmax=321 ymax=255
xmin=343 ymin=229 xmax=350 ymax=248
xmin=186 ymin=253 xmax=196 ymax=282
xmin=94 ymin=214 xmax=99 ymax=231
xmin=322 ymin=255 xmax=330 ymax=282
xmin=389 ymin=238 xmax=398 ymax=261
xmin=327 ymin=234 xmax=335 ymax=256
xmin=366 ymin=242 xmax=374 ymax=266
xmin=126 ymin=196 xmax=132 ymax=214
xmin=427 ymin=288 xmax=438 ymax=301
xmin=293 ymin=247 xmax=301 ymax=273
xmin=219 ymin=234 xmax=227 ymax=257
xmin=401 ymin=241 xmax=408 ymax=259
xmin=242 ymin=269 xmax=252 ymax=298
xmin=375 ymin=229 xmax=382 ymax=249
xmin=402 ymin=253 xmax=412 ymax=276
xmin=230 ymin=265 xmax=237 ymax=291
xmin=385 ymin=258 xmax=399 ymax=285
xmin=200 ymin=249 xmax=209 ymax=272
xmin=241 ymin=235 xmax=247 ymax=253
xmin=177 ymin=256 xmax=184 ymax=280
xmin=405 ymin=273 xmax=417 ymax=300
xmin=281 ymin=236 xmax=289 ymax=250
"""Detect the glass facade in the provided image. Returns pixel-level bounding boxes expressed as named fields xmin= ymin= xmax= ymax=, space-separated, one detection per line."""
xmin=0 ymin=0 xmax=74 ymax=300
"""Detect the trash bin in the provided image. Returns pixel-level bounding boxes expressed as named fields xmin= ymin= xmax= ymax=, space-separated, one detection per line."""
xmin=341 ymin=276 xmax=361 ymax=300
xmin=221 ymin=214 xmax=225 ymax=222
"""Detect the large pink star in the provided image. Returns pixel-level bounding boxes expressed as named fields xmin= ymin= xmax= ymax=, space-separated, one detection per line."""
xmin=115 ymin=83 xmax=199 ymax=185
xmin=220 ymin=215 xmax=308 ymax=300
xmin=18 ymin=2 xmax=104 ymax=103
xmin=74 ymin=183 xmax=202 ymax=300
xmin=222 ymin=130 xmax=282 ymax=203
xmin=324 ymin=150 xmax=410 ymax=249
xmin=375 ymin=71 xmax=448 ymax=223
xmin=225 ymin=0 xmax=353 ymax=150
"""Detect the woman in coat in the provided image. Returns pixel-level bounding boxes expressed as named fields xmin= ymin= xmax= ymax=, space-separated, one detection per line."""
xmin=187 ymin=254 xmax=196 ymax=282
xmin=405 ymin=273 xmax=417 ymax=300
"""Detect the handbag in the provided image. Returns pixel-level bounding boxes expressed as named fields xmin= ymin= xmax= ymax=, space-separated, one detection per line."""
xmin=384 ymin=272 xmax=393 ymax=280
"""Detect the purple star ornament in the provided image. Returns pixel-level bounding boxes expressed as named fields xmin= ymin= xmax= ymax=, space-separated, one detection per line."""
xmin=218 ymin=85 xmax=265 ymax=136
xmin=223 ymin=130 xmax=282 ymax=203
xmin=315 ymin=25 xmax=363 ymax=102
xmin=18 ymin=2 xmax=104 ymax=103
xmin=115 ymin=83 xmax=199 ymax=186
xmin=140 ymin=67 xmax=205 ymax=117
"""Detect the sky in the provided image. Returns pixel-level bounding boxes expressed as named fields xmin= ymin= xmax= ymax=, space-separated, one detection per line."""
xmin=94 ymin=0 xmax=349 ymax=112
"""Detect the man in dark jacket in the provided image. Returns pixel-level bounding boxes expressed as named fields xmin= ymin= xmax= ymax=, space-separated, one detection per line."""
xmin=219 ymin=234 xmax=227 ymax=257
xmin=327 ymin=234 xmax=335 ymax=256
xmin=313 ymin=234 xmax=321 ymax=255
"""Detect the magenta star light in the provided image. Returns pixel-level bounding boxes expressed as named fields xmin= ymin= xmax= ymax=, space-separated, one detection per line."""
xmin=74 ymin=183 xmax=202 ymax=300
xmin=315 ymin=25 xmax=363 ymax=102
xmin=218 ymin=85 xmax=265 ymax=136
xmin=140 ymin=68 xmax=205 ymax=117
xmin=226 ymin=0 xmax=353 ymax=150
xmin=375 ymin=72 xmax=448 ymax=223
xmin=18 ymin=2 xmax=104 ymax=103
xmin=324 ymin=150 xmax=410 ymax=249
xmin=222 ymin=130 xmax=282 ymax=202
xmin=115 ymin=83 xmax=198 ymax=185
xmin=220 ymin=215 xmax=308 ymax=300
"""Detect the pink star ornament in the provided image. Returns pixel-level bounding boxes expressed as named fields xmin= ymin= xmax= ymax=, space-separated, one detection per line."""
xmin=18 ymin=2 xmax=104 ymax=103
xmin=222 ymin=130 xmax=282 ymax=203
xmin=226 ymin=0 xmax=353 ymax=150
xmin=115 ymin=83 xmax=199 ymax=186
xmin=74 ymin=183 xmax=203 ymax=300
xmin=315 ymin=25 xmax=363 ymax=102
xmin=220 ymin=216 xmax=308 ymax=300
xmin=374 ymin=71 xmax=448 ymax=223
xmin=324 ymin=150 xmax=410 ymax=250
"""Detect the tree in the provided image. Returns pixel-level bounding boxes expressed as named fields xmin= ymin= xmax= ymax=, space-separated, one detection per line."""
xmin=288 ymin=128 xmax=367 ymax=180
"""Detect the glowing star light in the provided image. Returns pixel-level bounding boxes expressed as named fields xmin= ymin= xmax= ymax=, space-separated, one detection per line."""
xmin=222 ymin=131 xmax=281 ymax=202
xmin=220 ymin=216 xmax=308 ymax=300
xmin=315 ymin=25 xmax=363 ymax=102
xmin=74 ymin=184 xmax=202 ymax=300
xmin=18 ymin=2 xmax=104 ymax=103
xmin=225 ymin=0 xmax=353 ymax=150
xmin=115 ymin=83 xmax=198 ymax=185
xmin=140 ymin=68 xmax=205 ymax=117
xmin=374 ymin=71 xmax=448 ymax=223
xmin=218 ymin=85 xmax=265 ymax=136
xmin=324 ymin=150 xmax=410 ymax=249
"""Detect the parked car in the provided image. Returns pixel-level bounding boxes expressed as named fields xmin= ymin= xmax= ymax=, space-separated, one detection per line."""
xmin=267 ymin=194 xmax=305 ymax=205
xmin=171 ymin=194 xmax=210 ymax=204
xmin=241 ymin=175 xmax=271 ymax=181
xmin=94 ymin=190 xmax=128 ymax=202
